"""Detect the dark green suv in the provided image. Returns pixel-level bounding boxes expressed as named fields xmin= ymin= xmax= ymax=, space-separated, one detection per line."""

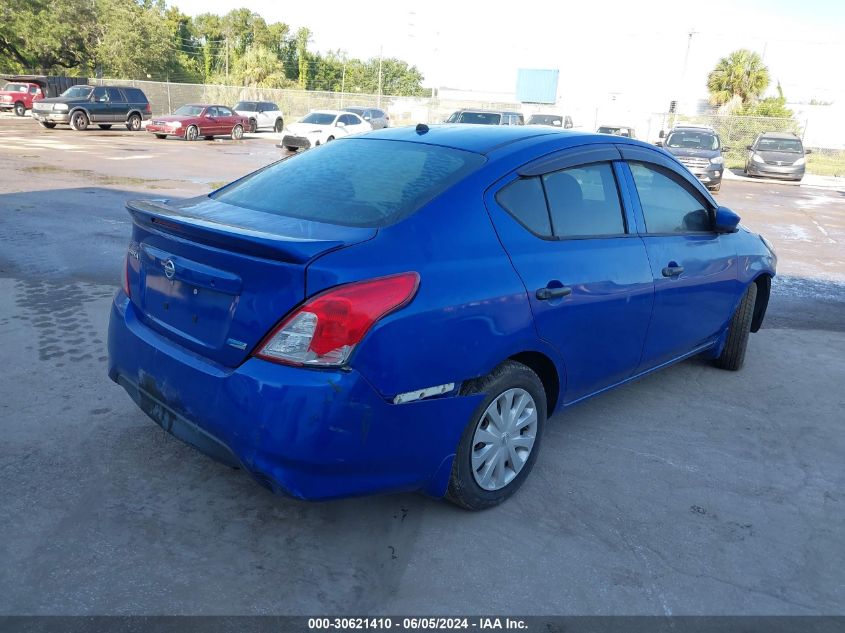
xmin=31 ymin=85 xmax=151 ymax=131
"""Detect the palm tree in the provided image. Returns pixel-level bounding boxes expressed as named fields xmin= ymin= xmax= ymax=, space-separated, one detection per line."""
xmin=707 ymin=49 xmax=770 ymax=107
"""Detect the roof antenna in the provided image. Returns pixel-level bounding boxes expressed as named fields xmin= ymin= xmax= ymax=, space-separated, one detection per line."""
xmin=415 ymin=123 xmax=429 ymax=134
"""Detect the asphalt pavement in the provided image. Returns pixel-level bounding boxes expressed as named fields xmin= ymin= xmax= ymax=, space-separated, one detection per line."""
xmin=0 ymin=115 xmax=843 ymax=615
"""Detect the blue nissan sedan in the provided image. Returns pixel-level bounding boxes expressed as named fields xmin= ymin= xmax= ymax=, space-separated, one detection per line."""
xmin=108 ymin=125 xmax=776 ymax=510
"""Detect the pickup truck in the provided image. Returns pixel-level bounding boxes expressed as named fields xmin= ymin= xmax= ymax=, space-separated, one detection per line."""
xmin=0 ymin=82 xmax=44 ymax=116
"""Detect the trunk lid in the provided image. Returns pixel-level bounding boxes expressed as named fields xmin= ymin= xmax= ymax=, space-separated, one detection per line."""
xmin=127 ymin=196 xmax=376 ymax=366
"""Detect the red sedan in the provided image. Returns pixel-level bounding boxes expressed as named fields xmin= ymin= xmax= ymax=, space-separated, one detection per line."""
xmin=146 ymin=104 xmax=248 ymax=141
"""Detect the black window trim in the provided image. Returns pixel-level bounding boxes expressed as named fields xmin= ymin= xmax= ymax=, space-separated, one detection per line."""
xmin=495 ymin=159 xmax=631 ymax=242
xmin=626 ymin=159 xmax=717 ymax=236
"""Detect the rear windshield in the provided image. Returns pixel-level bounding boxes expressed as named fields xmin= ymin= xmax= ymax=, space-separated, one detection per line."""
xmin=458 ymin=112 xmax=502 ymax=125
xmin=212 ymin=138 xmax=486 ymax=227
xmin=122 ymin=87 xmax=147 ymax=102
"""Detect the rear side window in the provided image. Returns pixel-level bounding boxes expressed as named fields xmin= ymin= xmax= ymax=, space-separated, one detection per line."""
xmin=213 ymin=138 xmax=486 ymax=227
xmin=543 ymin=163 xmax=625 ymax=237
xmin=496 ymin=178 xmax=551 ymax=236
xmin=106 ymin=88 xmax=125 ymax=102
xmin=629 ymin=162 xmax=711 ymax=233
xmin=123 ymin=88 xmax=147 ymax=103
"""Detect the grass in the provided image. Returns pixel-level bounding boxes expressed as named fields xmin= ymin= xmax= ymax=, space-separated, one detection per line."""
xmin=806 ymin=151 xmax=845 ymax=178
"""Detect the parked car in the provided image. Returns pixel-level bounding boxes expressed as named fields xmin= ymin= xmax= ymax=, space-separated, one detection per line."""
xmin=744 ymin=132 xmax=809 ymax=181
xmin=146 ymin=104 xmax=248 ymax=141
xmin=233 ymin=101 xmax=284 ymax=133
xmin=597 ymin=124 xmax=636 ymax=138
xmin=0 ymin=81 xmax=44 ymax=116
xmin=445 ymin=110 xmax=525 ymax=125
xmin=343 ymin=106 xmax=390 ymax=129
xmin=280 ymin=110 xmax=371 ymax=151
xmin=31 ymin=85 xmax=151 ymax=131
xmin=108 ymin=126 xmax=776 ymax=510
xmin=526 ymin=114 xmax=573 ymax=128
xmin=658 ymin=125 xmax=727 ymax=192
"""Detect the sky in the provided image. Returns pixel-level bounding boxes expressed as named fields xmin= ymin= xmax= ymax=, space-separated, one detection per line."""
xmin=171 ymin=0 xmax=845 ymax=106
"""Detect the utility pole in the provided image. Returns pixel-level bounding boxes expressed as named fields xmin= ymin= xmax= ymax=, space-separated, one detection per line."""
xmin=377 ymin=45 xmax=383 ymax=107
xmin=674 ymin=28 xmax=698 ymax=124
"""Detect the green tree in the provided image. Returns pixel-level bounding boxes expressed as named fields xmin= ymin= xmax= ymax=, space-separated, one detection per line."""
xmin=295 ymin=28 xmax=312 ymax=90
xmin=707 ymin=49 xmax=770 ymax=107
xmin=230 ymin=45 xmax=291 ymax=88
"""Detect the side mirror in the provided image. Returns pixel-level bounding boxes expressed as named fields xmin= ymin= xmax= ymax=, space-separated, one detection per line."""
xmin=805 ymin=149 xmax=812 ymax=154
xmin=658 ymin=130 xmax=665 ymax=139
xmin=714 ymin=206 xmax=741 ymax=233
xmin=552 ymin=120 xmax=562 ymax=127
xmin=746 ymin=145 xmax=753 ymax=151
xmin=655 ymin=141 xmax=663 ymax=147
xmin=363 ymin=114 xmax=371 ymax=120
xmin=336 ymin=121 xmax=346 ymax=128
xmin=722 ymin=146 xmax=731 ymax=152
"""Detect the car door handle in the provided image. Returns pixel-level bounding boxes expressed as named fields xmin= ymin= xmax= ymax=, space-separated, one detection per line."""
xmin=536 ymin=286 xmax=572 ymax=300
xmin=662 ymin=265 xmax=685 ymax=277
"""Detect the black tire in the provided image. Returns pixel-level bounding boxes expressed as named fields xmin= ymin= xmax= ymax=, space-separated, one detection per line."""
xmin=446 ymin=360 xmax=547 ymax=511
xmin=231 ymin=124 xmax=243 ymax=140
xmin=248 ymin=118 xmax=257 ymax=133
xmin=38 ymin=121 xmax=56 ymax=129
xmin=284 ymin=146 xmax=298 ymax=152
xmin=154 ymin=134 xmax=167 ymax=139
xmin=70 ymin=110 xmax=89 ymax=131
xmin=185 ymin=125 xmax=199 ymax=141
xmin=708 ymin=182 xmax=721 ymax=192
xmin=274 ymin=118 xmax=283 ymax=133
xmin=98 ymin=124 xmax=112 ymax=130
xmin=204 ymin=136 xmax=214 ymax=140
xmin=14 ymin=101 xmax=25 ymax=117
xmin=715 ymin=283 xmax=758 ymax=371
xmin=326 ymin=135 xmax=334 ymax=142
xmin=126 ymin=113 xmax=142 ymax=131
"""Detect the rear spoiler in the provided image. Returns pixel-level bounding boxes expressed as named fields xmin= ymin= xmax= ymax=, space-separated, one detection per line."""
xmin=127 ymin=199 xmax=371 ymax=264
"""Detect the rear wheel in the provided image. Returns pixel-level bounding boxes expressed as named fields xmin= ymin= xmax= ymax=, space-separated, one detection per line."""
xmin=154 ymin=134 xmax=167 ymax=139
xmin=274 ymin=118 xmax=284 ymax=133
xmin=248 ymin=118 xmax=257 ymax=133
xmin=446 ymin=361 xmax=546 ymax=511
xmin=326 ymin=135 xmax=335 ymax=142
xmin=14 ymin=101 xmax=25 ymax=117
xmin=98 ymin=124 xmax=112 ymax=130
xmin=715 ymin=283 xmax=758 ymax=371
xmin=231 ymin=124 xmax=243 ymax=140
xmin=284 ymin=146 xmax=298 ymax=152
xmin=185 ymin=125 xmax=199 ymax=141
xmin=39 ymin=121 xmax=56 ymax=129
xmin=204 ymin=136 xmax=214 ymax=140
xmin=708 ymin=182 xmax=721 ymax=192
xmin=70 ymin=110 xmax=89 ymax=131
xmin=126 ymin=113 xmax=142 ymax=131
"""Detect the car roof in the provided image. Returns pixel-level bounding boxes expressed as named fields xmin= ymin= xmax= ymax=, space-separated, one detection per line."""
xmin=672 ymin=125 xmax=715 ymax=131
xmin=598 ymin=124 xmax=633 ymax=128
xmin=758 ymin=131 xmax=800 ymax=139
xmin=310 ymin=109 xmax=346 ymax=115
xmin=362 ymin=124 xmax=608 ymax=154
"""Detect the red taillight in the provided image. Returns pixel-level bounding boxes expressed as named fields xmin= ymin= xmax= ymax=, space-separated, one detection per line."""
xmin=122 ymin=255 xmax=131 ymax=298
xmin=145 ymin=103 xmax=151 ymax=114
xmin=255 ymin=272 xmax=420 ymax=367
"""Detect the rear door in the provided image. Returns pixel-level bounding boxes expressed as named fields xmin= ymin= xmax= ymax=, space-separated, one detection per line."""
xmin=217 ymin=106 xmax=238 ymax=134
xmin=618 ymin=147 xmax=740 ymax=370
xmin=106 ymin=88 xmax=126 ymax=122
xmin=485 ymin=145 xmax=654 ymax=403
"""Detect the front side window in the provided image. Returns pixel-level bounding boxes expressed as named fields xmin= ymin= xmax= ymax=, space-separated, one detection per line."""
xmin=629 ymin=162 xmax=712 ymax=233
xmin=106 ymin=88 xmax=125 ymax=102
xmin=92 ymin=87 xmax=107 ymax=102
xmin=543 ymin=163 xmax=625 ymax=237
xmin=217 ymin=106 xmax=234 ymax=116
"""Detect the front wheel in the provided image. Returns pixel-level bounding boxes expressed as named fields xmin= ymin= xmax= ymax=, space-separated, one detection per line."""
xmin=708 ymin=182 xmax=721 ymax=193
xmin=185 ymin=125 xmax=199 ymax=141
xmin=70 ymin=110 xmax=89 ymax=131
xmin=715 ymin=283 xmax=758 ymax=371
xmin=274 ymin=118 xmax=284 ymax=133
xmin=446 ymin=360 xmax=546 ymax=511
xmin=126 ymin=113 xmax=142 ymax=131
xmin=154 ymin=134 xmax=167 ymax=139
xmin=14 ymin=102 xmax=25 ymax=117
xmin=39 ymin=121 xmax=56 ymax=129
xmin=231 ymin=124 xmax=243 ymax=140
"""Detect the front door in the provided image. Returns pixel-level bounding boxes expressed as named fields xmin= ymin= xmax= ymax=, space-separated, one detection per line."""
xmin=623 ymin=160 xmax=741 ymax=370
xmin=485 ymin=150 xmax=654 ymax=403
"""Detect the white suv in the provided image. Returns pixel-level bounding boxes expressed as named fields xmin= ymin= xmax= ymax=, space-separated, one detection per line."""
xmin=234 ymin=101 xmax=284 ymax=133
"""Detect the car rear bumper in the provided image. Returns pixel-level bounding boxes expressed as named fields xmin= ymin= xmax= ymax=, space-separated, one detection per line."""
xmin=107 ymin=293 xmax=479 ymax=500
xmin=32 ymin=112 xmax=70 ymax=123
xmin=280 ymin=134 xmax=312 ymax=149
xmin=746 ymin=162 xmax=804 ymax=180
